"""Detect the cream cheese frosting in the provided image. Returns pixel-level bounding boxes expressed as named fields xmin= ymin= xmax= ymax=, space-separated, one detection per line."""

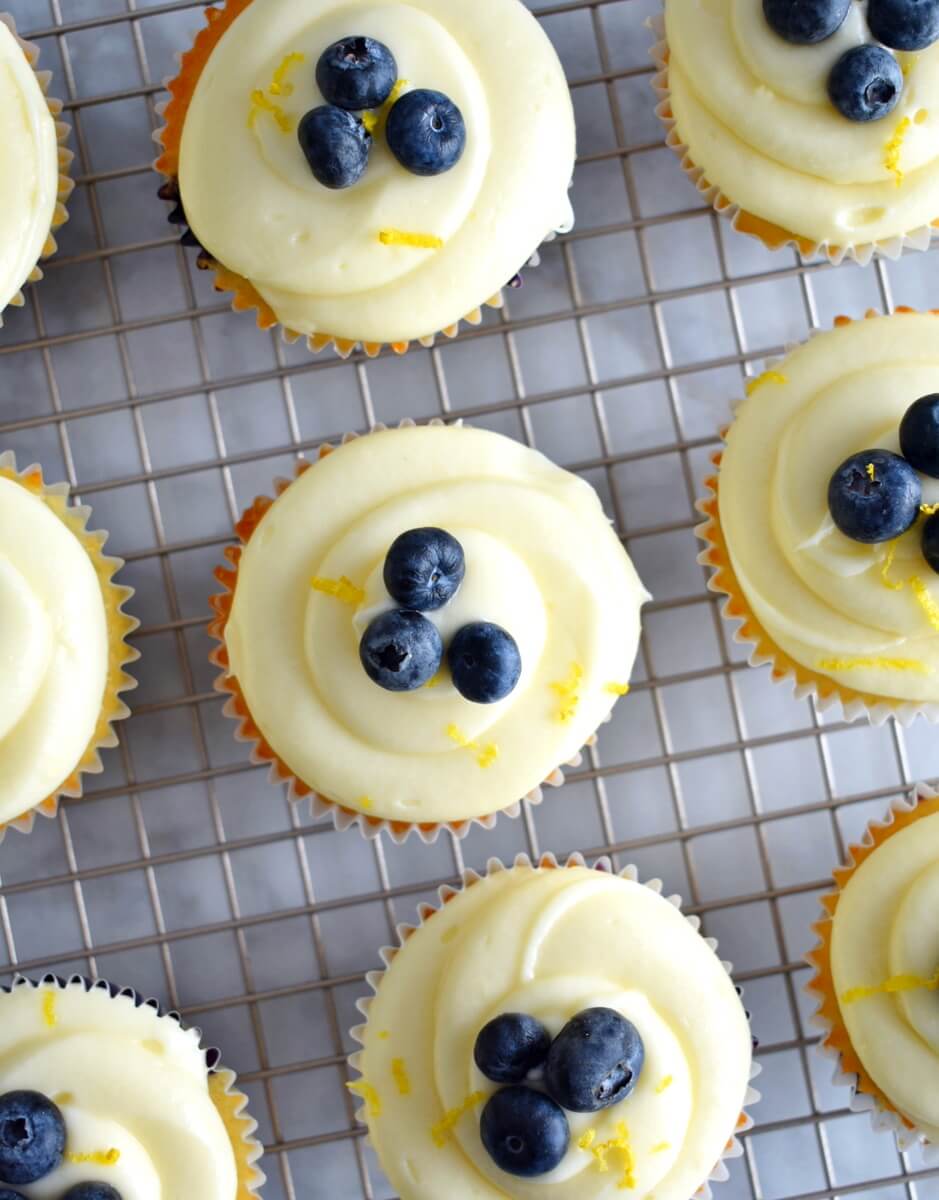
xmin=355 ymin=864 xmax=754 ymax=1200
xmin=0 ymin=474 xmax=109 ymax=823
xmin=0 ymin=979 xmax=239 ymax=1199
xmin=830 ymin=808 xmax=939 ymax=1141
xmin=223 ymin=425 xmax=648 ymax=826
xmin=717 ymin=312 xmax=939 ymax=704
xmin=664 ymin=0 xmax=939 ymax=248
xmin=0 ymin=19 xmax=59 ymax=313
xmin=177 ymin=0 xmax=576 ymax=343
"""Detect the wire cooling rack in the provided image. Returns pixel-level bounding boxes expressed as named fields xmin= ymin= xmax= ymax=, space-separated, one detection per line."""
xmin=2 ymin=1 xmax=939 ymax=1197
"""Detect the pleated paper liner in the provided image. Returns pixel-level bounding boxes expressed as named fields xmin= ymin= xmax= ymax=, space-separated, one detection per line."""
xmin=207 ymin=420 xmax=618 ymax=845
xmin=805 ymin=784 xmax=939 ymax=1160
xmin=349 ymin=852 xmax=762 ymax=1197
xmin=6 ymin=974 xmax=266 ymax=1197
xmin=0 ymin=451 xmax=139 ymax=844
xmin=0 ymin=12 xmax=74 ymax=322
xmin=649 ymin=13 xmax=938 ymax=267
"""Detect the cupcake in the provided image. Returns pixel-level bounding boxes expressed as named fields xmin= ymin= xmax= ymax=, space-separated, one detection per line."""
xmin=0 ymin=452 xmax=138 ymax=841
xmin=209 ymin=423 xmax=648 ymax=841
xmin=807 ymin=784 xmax=939 ymax=1155
xmin=0 ymin=974 xmax=264 ymax=1197
xmin=698 ymin=309 xmax=939 ymax=723
xmin=155 ymin=0 xmax=575 ymax=357
xmin=0 ymin=13 xmax=72 ymax=320
xmin=652 ymin=1 xmax=939 ymax=263
xmin=350 ymin=855 xmax=758 ymax=1199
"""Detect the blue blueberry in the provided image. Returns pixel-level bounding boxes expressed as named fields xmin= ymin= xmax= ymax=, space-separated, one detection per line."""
xmin=475 ymin=1014 xmax=552 ymax=1085
xmin=0 ymin=1191 xmax=26 ymax=1199
xmin=448 ymin=623 xmax=522 ymax=704
xmin=922 ymin=513 xmax=939 ymax=575
xmin=0 ymin=1091 xmax=65 ymax=1185
xmin=763 ymin=0 xmax=851 ymax=43
xmin=867 ymin=0 xmax=939 ymax=50
xmin=384 ymin=528 xmax=465 ymax=612
xmin=316 ymin=37 xmax=398 ymax=111
xmin=479 ymin=1086 xmax=569 ymax=1178
xmin=360 ymin=609 xmax=442 ymax=692
xmin=544 ymin=1007 xmax=645 ymax=1113
xmin=900 ymin=394 xmax=939 ymax=479
xmin=828 ymin=45 xmax=903 ymax=122
xmin=62 ymin=1186 xmax=123 ymax=1200
xmin=386 ymin=89 xmax=466 ymax=177
xmin=828 ymin=449 xmax=922 ymax=543
xmin=297 ymin=106 xmax=370 ymax=190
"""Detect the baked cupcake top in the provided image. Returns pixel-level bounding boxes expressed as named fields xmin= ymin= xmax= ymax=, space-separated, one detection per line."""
xmin=0 ymin=978 xmax=240 ymax=1197
xmin=222 ymin=424 xmax=647 ymax=828
xmin=830 ymin=804 xmax=939 ymax=1141
xmin=717 ymin=311 xmax=939 ymax=706
xmin=176 ymin=0 xmax=575 ymax=344
xmin=0 ymin=18 xmax=59 ymax=312
xmin=664 ymin=0 xmax=939 ymax=249
xmin=353 ymin=863 xmax=753 ymax=1199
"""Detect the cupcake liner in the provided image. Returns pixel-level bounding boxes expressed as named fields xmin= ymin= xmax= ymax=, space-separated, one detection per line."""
xmin=695 ymin=308 xmax=939 ymax=727
xmin=0 ymin=451 xmax=139 ymax=843
xmin=805 ymin=783 xmax=939 ymax=1161
xmin=648 ymin=13 xmax=938 ymax=267
xmin=207 ymin=418 xmax=619 ymax=845
xmin=152 ymin=0 xmax=568 ymax=360
xmin=4 ymin=973 xmax=266 ymax=1195
xmin=349 ymin=852 xmax=762 ymax=1195
xmin=0 ymin=12 xmax=74 ymax=323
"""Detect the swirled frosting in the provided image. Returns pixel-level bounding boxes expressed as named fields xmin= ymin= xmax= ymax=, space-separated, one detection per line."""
xmin=356 ymin=865 xmax=753 ymax=1199
xmin=717 ymin=313 xmax=939 ymax=703
xmin=665 ymin=0 xmax=939 ymax=248
xmin=177 ymin=0 xmax=575 ymax=344
xmin=224 ymin=425 xmax=647 ymax=825
xmin=0 ymin=474 xmax=109 ymax=822
xmin=0 ymin=980 xmax=239 ymax=1198
xmin=0 ymin=20 xmax=59 ymax=313
xmin=831 ymin=808 xmax=939 ymax=1140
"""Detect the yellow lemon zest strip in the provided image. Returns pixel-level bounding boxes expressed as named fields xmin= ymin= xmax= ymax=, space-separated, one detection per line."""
xmin=364 ymin=78 xmax=409 ymax=137
xmin=67 ymin=1149 xmax=121 ymax=1167
xmin=430 ymin=1091 xmax=484 ymax=1148
xmin=591 ymin=1122 xmax=636 ymax=1189
xmin=880 ymin=540 xmax=904 ymax=591
xmin=550 ymin=662 xmax=584 ymax=724
xmin=842 ymin=968 xmax=939 ymax=1004
xmin=655 ymin=1075 xmax=673 ymax=1094
xmin=362 ymin=110 xmax=379 ymax=134
xmin=866 ymin=462 xmax=877 ymax=483
xmin=347 ymin=1080 xmax=382 ymax=1118
xmin=817 ymin=655 xmax=931 ymax=676
xmin=885 ymin=116 xmax=912 ymax=185
xmin=310 ymin=575 xmax=366 ymax=606
xmin=605 ymin=682 xmax=631 ymax=696
xmin=377 ymin=1030 xmax=390 ymax=1040
xmin=42 ymin=991 xmax=57 ymax=1028
xmin=912 ymin=575 xmax=939 ymax=632
xmin=745 ymin=370 xmax=788 ymax=397
xmin=391 ymin=1058 xmax=411 ymax=1096
xmin=922 ymin=503 xmax=939 ymax=516
xmin=579 ymin=1129 xmax=598 ymax=1150
xmin=248 ymin=89 xmax=292 ymax=133
xmin=651 ymin=1142 xmax=671 ymax=1154
xmin=379 ymin=229 xmax=444 ymax=250
xmin=446 ymin=724 xmax=499 ymax=769
xmin=269 ymin=52 xmax=304 ymax=97
xmin=357 ymin=796 xmax=373 ymax=811
xmin=424 ymin=671 xmax=444 ymax=689
xmin=53 ymin=1093 xmax=74 ymax=1107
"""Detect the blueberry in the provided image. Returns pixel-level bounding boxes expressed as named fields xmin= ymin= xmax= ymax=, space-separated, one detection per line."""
xmin=316 ymin=37 xmax=397 ymax=112
xmin=544 ymin=1007 xmax=645 ymax=1113
xmin=297 ymin=106 xmax=370 ymax=190
xmin=828 ymin=449 xmax=922 ymax=543
xmin=62 ymin=1186 xmax=123 ymax=1200
xmin=900 ymin=394 xmax=939 ymax=479
xmin=922 ymin=513 xmax=939 ymax=576
xmin=475 ymin=1014 xmax=552 ymax=1085
xmin=386 ymin=89 xmax=466 ymax=177
xmin=763 ymin=0 xmax=851 ymax=43
xmin=867 ymin=0 xmax=939 ymax=50
xmin=384 ymin=528 xmax=465 ymax=611
xmin=0 ymin=1091 xmax=65 ymax=1185
xmin=479 ymin=1086 xmax=569 ymax=1178
xmin=360 ymin=609 xmax=442 ymax=692
xmin=0 ymin=1191 xmax=26 ymax=1200
xmin=448 ymin=623 xmax=522 ymax=704
xmin=828 ymin=45 xmax=903 ymax=122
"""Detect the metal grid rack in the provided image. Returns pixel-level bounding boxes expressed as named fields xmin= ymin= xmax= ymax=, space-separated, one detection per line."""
xmin=1 ymin=0 xmax=939 ymax=1196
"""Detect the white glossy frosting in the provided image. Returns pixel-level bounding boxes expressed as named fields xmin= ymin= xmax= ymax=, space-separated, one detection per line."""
xmin=0 ymin=981 xmax=238 ymax=1199
xmin=224 ymin=425 xmax=648 ymax=825
xmin=831 ymin=808 xmax=939 ymax=1140
xmin=665 ymin=0 xmax=939 ymax=247
xmin=718 ymin=313 xmax=939 ymax=703
xmin=0 ymin=20 xmax=58 ymax=312
xmin=178 ymin=0 xmax=576 ymax=343
xmin=358 ymin=865 xmax=753 ymax=1200
xmin=0 ymin=475 xmax=109 ymax=823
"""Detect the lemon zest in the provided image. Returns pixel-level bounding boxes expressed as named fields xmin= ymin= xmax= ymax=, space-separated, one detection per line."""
xmin=357 ymin=796 xmax=373 ymax=812
xmin=269 ymin=52 xmax=304 ymax=96
xmin=605 ymin=682 xmax=631 ymax=696
xmin=551 ymin=662 xmax=584 ymax=724
xmin=424 ymin=671 xmax=444 ymax=689
xmin=347 ymin=1080 xmax=382 ymax=1118
xmin=817 ymin=655 xmax=931 ymax=676
xmin=579 ymin=1129 xmax=598 ymax=1150
xmin=446 ymin=724 xmax=499 ymax=769
xmin=377 ymin=1030 xmax=390 ymax=1040
xmin=53 ymin=1092 xmax=74 ymax=1107
xmin=655 ymin=1075 xmax=673 ymax=1094
xmin=364 ymin=77 xmax=408 ymax=137
xmin=590 ymin=1122 xmax=636 ymax=1189
xmin=745 ymin=370 xmax=788 ymax=397
xmin=866 ymin=462 xmax=877 ymax=483
xmin=42 ymin=991 xmax=57 ymax=1028
xmin=362 ymin=110 xmax=379 ymax=134
xmin=842 ymin=968 xmax=939 ymax=1004
xmin=310 ymin=575 xmax=366 ymax=606
xmin=67 ymin=1149 xmax=120 ymax=1167
xmin=885 ymin=116 xmax=912 ymax=185
xmin=912 ymin=575 xmax=939 ymax=632
xmin=651 ymin=1142 xmax=671 ymax=1154
xmin=922 ymin=503 xmax=939 ymax=516
xmin=880 ymin=540 xmax=904 ymax=591
xmin=430 ymin=1091 xmax=484 ymax=1148
xmin=379 ymin=229 xmax=444 ymax=250
xmin=391 ymin=1057 xmax=411 ymax=1096
xmin=248 ymin=89 xmax=291 ymax=133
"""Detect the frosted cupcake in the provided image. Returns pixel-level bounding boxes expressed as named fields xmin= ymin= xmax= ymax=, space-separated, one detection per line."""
xmin=0 ymin=452 xmax=137 ymax=841
xmin=0 ymin=13 xmax=72 ymax=320
xmin=698 ymin=309 xmax=939 ymax=723
xmin=0 ymin=974 xmax=264 ymax=1197
xmin=653 ymin=1 xmax=939 ymax=262
xmin=155 ymin=0 xmax=575 ymax=357
xmin=350 ymin=856 xmax=757 ymax=1199
xmin=209 ymin=424 xmax=648 ymax=841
